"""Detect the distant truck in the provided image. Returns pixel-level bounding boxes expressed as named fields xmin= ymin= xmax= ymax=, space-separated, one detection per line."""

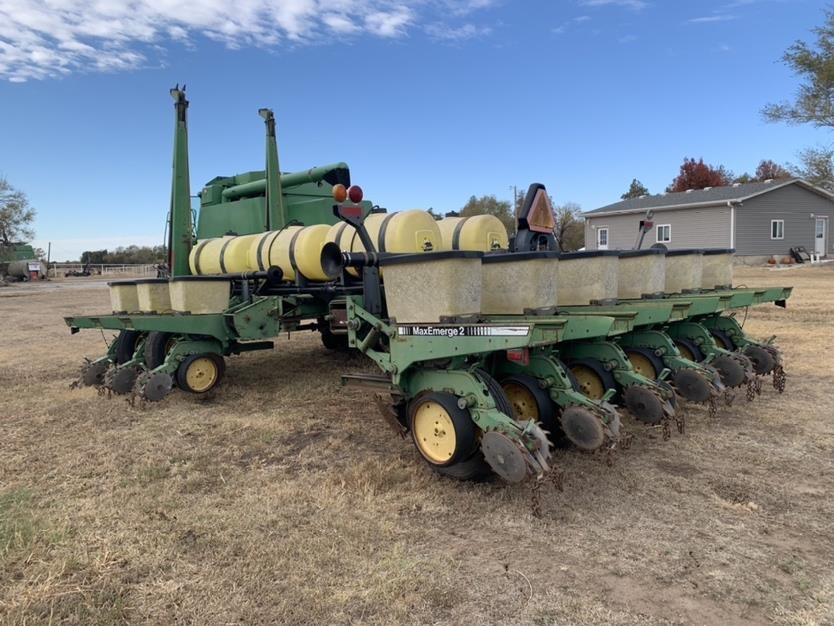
xmin=0 ymin=243 xmax=46 ymax=282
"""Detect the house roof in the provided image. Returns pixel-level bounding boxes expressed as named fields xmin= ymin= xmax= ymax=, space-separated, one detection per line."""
xmin=584 ymin=178 xmax=834 ymax=218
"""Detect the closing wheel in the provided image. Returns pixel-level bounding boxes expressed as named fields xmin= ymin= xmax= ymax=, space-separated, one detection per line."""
xmin=567 ymin=359 xmax=616 ymax=401
xmin=674 ymin=337 xmax=704 ymax=363
xmin=623 ymin=385 xmax=665 ymax=425
xmin=176 ymin=353 xmax=226 ymax=394
xmin=672 ymin=368 xmax=713 ymax=403
xmin=481 ymin=431 xmax=529 ymax=483
xmin=501 ymin=374 xmax=556 ymax=432
xmin=625 ymin=348 xmax=664 ymax=380
xmin=110 ymin=366 xmax=140 ymax=395
xmin=560 ymin=406 xmax=605 ymax=451
xmin=81 ymin=360 xmax=108 ymax=387
xmin=712 ymin=354 xmax=745 ymax=388
xmin=743 ymin=344 xmax=776 ymax=375
xmin=408 ymin=392 xmax=476 ymax=467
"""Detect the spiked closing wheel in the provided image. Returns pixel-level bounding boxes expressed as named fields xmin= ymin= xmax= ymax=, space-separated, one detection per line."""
xmin=672 ymin=368 xmax=713 ymax=403
xmin=481 ymin=431 xmax=528 ymax=483
xmin=111 ymin=366 xmax=140 ymax=395
xmin=81 ymin=360 xmax=108 ymax=387
xmin=142 ymin=372 xmax=174 ymax=402
xmin=712 ymin=354 xmax=745 ymax=388
xmin=743 ymin=345 xmax=776 ymax=375
xmin=559 ymin=406 xmax=605 ymax=451
xmin=623 ymin=385 xmax=665 ymax=425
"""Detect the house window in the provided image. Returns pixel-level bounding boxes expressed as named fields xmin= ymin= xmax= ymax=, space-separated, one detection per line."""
xmin=771 ymin=219 xmax=784 ymax=240
xmin=596 ymin=227 xmax=609 ymax=249
xmin=656 ymin=224 xmax=671 ymax=243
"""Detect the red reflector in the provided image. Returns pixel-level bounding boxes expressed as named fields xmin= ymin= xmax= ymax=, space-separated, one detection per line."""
xmin=644 ymin=221 xmax=654 ymax=229
xmin=348 ymin=185 xmax=363 ymax=203
xmin=506 ymin=348 xmax=530 ymax=366
xmin=339 ymin=205 xmax=363 ymax=219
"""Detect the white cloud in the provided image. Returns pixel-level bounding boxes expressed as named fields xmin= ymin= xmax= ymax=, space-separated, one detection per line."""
xmin=579 ymin=0 xmax=648 ymax=10
xmin=0 ymin=0 xmax=493 ymax=82
xmin=426 ymin=22 xmax=491 ymax=41
xmin=687 ymin=14 xmax=737 ymax=24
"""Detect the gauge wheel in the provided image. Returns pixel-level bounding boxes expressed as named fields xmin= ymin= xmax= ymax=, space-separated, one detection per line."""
xmin=710 ymin=328 xmax=735 ymax=351
xmin=114 ymin=330 xmax=141 ymax=365
xmin=625 ymin=347 xmax=665 ymax=380
xmin=176 ymin=353 xmax=226 ymax=394
xmin=500 ymin=374 xmax=557 ymax=432
xmin=408 ymin=392 xmax=477 ymax=467
xmin=144 ymin=331 xmax=178 ymax=369
xmin=674 ymin=337 xmax=704 ymax=363
xmin=566 ymin=359 xmax=616 ymax=401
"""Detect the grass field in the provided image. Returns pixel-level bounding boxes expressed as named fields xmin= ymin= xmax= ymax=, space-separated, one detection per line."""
xmin=1 ymin=266 xmax=833 ymax=625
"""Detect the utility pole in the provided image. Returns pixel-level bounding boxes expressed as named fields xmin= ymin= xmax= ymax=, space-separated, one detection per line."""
xmin=509 ymin=185 xmax=518 ymax=215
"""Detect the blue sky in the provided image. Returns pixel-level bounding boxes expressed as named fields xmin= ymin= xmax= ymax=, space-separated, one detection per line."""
xmin=0 ymin=0 xmax=828 ymax=260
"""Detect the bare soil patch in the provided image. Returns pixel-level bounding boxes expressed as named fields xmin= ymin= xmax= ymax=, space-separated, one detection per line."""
xmin=1 ymin=265 xmax=833 ymax=624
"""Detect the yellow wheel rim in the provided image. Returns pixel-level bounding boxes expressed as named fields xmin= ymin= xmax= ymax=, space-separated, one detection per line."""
xmin=676 ymin=342 xmax=695 ymax=361
xmin=502 ymin=382 xmax=540 ymax=421
xmin=627 ymin=351 xmax=657 ymax=379
xmin=570 ymin=365 xmax=606 ymax=400
xmin=412 ymin=401 xmax=456 ymax=464
xmin=185 ymin=357 xmax=219 ymax=393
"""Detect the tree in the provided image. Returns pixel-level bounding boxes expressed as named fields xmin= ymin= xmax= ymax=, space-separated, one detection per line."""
xmin=667 ymin=158 xmax=733 ymax=193
xmin=755 ymin=159 xmax=792 ymax=181
xmin=793 ymin=147 xmax=834 ymax=191
xmin=621 ymin=179 xmax=650 ymax=200
xmin=0 ymin=178 xmax=36 ymax=246
xmin=762 ymin=8 xmax=834 ymax=129
xmin=460 ymin=195 xmax=515 ymax=234
xmin=553 ymin=202 xmax=584 ymax=251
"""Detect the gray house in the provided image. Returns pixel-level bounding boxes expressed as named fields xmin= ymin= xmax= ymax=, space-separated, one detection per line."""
xmin=583 ymin=179 xmax=833 ymax=260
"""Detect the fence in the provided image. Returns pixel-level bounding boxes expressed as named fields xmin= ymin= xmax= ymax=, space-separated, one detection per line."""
xmin=49 ymin=263 xmax=159 ymax=278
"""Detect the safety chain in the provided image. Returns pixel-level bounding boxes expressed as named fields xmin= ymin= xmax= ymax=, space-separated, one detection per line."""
xmin=773 ymin=365 xmax=786 ymax=394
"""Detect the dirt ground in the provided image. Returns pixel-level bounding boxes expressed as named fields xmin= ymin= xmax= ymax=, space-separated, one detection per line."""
xmin=1 ymin=266 xmax=833 ymax=625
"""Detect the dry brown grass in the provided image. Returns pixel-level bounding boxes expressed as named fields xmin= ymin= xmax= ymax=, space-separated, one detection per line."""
xmin=1 ymin=267 xmax=833 ymax=625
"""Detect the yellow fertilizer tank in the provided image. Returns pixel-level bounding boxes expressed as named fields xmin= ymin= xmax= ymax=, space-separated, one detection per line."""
xmin=437 ymin=215 xmax=509 ymax=252
xmin=189 ymin=234 xmax=260 ymax=275
xmin=327 ymin=210 xmax=442 ymax=276
xmin=189 ymin=225 xmax=336 ymax=282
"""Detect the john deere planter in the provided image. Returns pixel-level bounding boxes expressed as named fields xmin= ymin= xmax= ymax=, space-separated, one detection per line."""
xmin=66 ymin=89 xmax=791 ymax=485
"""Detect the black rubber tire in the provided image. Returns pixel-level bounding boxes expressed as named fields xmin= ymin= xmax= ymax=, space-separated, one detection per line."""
xmin=435 ymin=451 xmax=494 ymax=481
xmin=175 ymin=353 xmax=226 ymax=394
xmin=710 ymin=328 xmax=735 ymax=351
xmin=674 ymin=337 xmax=705 ymax=363
xmin=408 ymin=391 xmax=477 ymax=467
xmin=500 ymin=373 xmax=557 ymax=433
xmin=114 ymin=330 xmax=140 ymax=365
xmin=319 ymin=320 xmax=350 ymax=352
xmin=144 ymin=331 xmax=175 ymax=369
xmin=473 ymin=369 xmax=514 ymax=418
xmin=743 ymin=344 xmax=776 ymax=375
xmin=565 ymin=358 xmax=617 ymax=401
xmin=624 ymin=347 xmax=665 ymax=380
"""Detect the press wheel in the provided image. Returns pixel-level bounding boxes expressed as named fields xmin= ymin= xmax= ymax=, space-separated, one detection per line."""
xmin=176 ymin=353 xmax=225 ymax=394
